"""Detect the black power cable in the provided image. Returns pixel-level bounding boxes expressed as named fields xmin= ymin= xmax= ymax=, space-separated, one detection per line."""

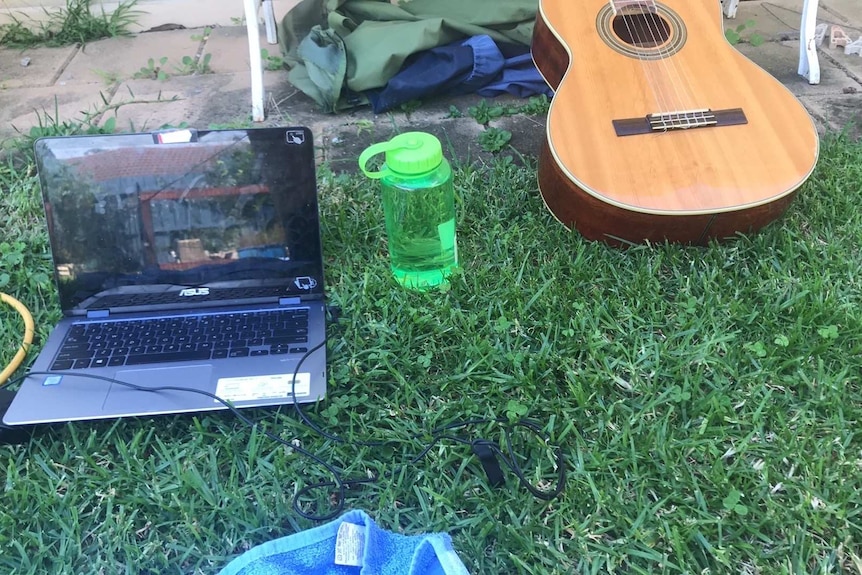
xmin=6 ymin=335 xmax=567 ymax=521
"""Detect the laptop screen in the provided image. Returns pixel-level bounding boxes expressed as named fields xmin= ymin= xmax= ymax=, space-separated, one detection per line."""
xmin=33 ymin=127 xmax=325 ymax=313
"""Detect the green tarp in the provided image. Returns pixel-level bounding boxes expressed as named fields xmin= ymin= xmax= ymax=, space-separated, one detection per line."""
xmin=280 ymin=0 xmax=539 ymax=112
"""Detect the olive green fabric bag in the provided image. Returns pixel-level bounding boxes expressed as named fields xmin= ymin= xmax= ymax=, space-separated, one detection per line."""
xmin=280 ymin=0 xmax=539 ymax=112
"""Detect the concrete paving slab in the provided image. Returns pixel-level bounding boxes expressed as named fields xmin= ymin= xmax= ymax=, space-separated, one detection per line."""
xmin=204 ymin=25 xmax=283 ymax=75
xmin=821 ymin=0 xmax=862 ymax=26
xmin=313 ymin=114 xmax=491 ymax=175
xmin=725 ymin=0 xmax=828 ymax=41
xmin=197 ymin=71 xmax=301 ymax=127
xmin=0 ymin=83 xmax=117 ymax=141
xmin=735 ymin=40 xmax=861 ymax=95
xmin=487 ymin=113 xmax=547 ymax=161
xmin=0 ymin=45 xmax=78 ymax=89
xmin=822 ymin=47 xmax=862 ymax=84
xmin=800 ymin=93 xmax=862 ymax=139
xmin=2 ymin=12 xmax=860 ymax=161
xmin=294 ymin=92 xmax=539 ymax=174
xmin=0 ymin=0 xmax=302 ymax=29
xmin=57 ymin=29 xmax=203 ymax=86
xmin=735 ymin=0 xmax=861 ymax=27
xmin=100 ymin=71 xmax=293 ymax=132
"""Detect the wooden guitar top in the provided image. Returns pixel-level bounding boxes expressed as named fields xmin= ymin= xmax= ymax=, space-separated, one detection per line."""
xmin=532 ymin=0 xmax=819 ymax=226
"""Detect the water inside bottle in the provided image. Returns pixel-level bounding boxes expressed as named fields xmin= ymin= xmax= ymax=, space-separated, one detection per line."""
xmin=382 ymin=184 xmax=458 ymax=290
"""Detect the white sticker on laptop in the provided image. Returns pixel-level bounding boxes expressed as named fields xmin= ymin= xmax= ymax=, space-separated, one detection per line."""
xmin=215 ymin=373 xmax=310 ymax=403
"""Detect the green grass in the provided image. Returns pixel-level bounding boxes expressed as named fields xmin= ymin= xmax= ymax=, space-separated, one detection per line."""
xmin=0 ymin=0 xmax=142 ymax=48
xmin=1 ymin=135 xmax=862 ymax=574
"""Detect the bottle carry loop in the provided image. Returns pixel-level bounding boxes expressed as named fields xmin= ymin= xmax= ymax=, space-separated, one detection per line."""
xmin=358 ymin=141 xmax=398 ymax=180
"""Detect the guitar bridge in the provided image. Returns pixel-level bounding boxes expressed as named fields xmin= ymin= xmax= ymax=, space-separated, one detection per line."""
xmin=649 ymin=109 xmax=716 ymax=130
xmin=613 ymin=108 xmax=747 ymax=137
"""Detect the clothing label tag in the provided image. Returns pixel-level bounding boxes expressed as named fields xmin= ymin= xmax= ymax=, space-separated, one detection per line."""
xmin=214 ymin=373 xmax=310 ymax=403
xmin=334 ymin=521 xmax=365 ymax=567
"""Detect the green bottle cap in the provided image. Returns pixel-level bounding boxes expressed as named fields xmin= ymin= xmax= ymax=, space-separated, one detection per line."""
xmin=358 ymin=132 xmax=443 ymax=179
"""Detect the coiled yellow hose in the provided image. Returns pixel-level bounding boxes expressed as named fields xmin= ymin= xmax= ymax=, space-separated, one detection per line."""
xmin=0 ymin=292 xmax=35 ymax=386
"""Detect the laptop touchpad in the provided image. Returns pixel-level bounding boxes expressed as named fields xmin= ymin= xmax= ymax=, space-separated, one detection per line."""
xmin=103 ymin=365 xmax=214 ymax=414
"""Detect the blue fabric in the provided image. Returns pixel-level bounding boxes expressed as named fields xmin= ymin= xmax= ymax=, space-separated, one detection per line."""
xmin=217 ymin=510 xmax=470 ymax=575
xmin=366 ymin=35 xmax=504 ymax=113
xmin=365 ymin=35 xmax=551 ymax=113
xmin=477 ymin=53 xmax=554 ymax=98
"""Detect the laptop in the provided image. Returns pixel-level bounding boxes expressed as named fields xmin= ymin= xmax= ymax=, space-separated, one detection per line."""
xmin=3 ymin=126 xmax=328 ymax=426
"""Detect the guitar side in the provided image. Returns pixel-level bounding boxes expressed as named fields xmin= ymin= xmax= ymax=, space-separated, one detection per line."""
xmin=531 ymin=0 xmax=819 ymax=245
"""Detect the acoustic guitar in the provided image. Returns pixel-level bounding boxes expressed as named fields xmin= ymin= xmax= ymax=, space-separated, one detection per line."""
xmin=531 ymin=0 xmax=819 ymax=245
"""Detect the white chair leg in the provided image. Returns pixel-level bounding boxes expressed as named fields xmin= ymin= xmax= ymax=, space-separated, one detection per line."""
xmin=243 ymin=0 xmax=266 ymax=121
xmin=798 ymin=0 xmax=821 ymax=84
xmin=723 ymin=0 xmax=740 ymax=19
xmin=263 ymin=0 xmax=278 ymax=45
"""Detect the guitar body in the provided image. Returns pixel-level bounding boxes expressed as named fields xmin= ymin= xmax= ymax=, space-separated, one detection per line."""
xmin=531 ymin=0 xmax=819 ymax=245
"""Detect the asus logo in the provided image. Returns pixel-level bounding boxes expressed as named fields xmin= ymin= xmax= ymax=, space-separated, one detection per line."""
xmin=179 ymin=288 xmax=210 ymax=297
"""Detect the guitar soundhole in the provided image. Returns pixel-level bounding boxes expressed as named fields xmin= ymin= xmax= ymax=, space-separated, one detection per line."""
xmin=612 ymin=12 xmax=671 ymax=48
xmin=597 ymin=3 xmax=686 ymax=60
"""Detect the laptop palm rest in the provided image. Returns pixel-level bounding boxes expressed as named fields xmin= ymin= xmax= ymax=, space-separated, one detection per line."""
xmin=103 ymin=365 xmax=214 ymax=413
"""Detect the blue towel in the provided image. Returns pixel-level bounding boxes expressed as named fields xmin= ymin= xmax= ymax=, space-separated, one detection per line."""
xmin=217 ymin=509 xmax=470 ymax=575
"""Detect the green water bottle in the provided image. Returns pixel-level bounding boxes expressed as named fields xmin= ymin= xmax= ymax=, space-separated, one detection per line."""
xmin=359 ymin=132 xmax=459 ymax=290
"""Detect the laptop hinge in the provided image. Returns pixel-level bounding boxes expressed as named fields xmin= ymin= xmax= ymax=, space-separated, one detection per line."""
xmin=86 ymin=309 xmax=110 ymax=319
xmin=279 ymin=297 xmax=301 ymax=306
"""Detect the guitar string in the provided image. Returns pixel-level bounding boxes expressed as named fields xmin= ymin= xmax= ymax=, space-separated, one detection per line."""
xmin=620 ymin=0 xmax=693 ymax=200
xmin=634 ymin=0 xmax=697 ymax=125
xmin=616 ymin=1 xmax=710 ymax=132
xmin=642 ymin=2 xmax=706 ymax=126
xmin=637 ymin=1 xmax=717 ymax=209
xmin=638 ymin=2 xmax=689 ymax=114
xmin=614 ymin=1 xmax=674 ymax=130
xmin=615 ymin=2 xmax=670 ymax=118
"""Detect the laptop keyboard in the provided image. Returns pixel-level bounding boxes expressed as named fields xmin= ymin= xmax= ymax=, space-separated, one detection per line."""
xmin=50 ymin=308 xmax=309 ymax=371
